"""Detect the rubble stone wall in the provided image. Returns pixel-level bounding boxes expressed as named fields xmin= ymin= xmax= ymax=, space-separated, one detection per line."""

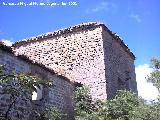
xmin=0 ymin=49 xmax=74 ymax=120
xmin=102 ymin=28 xmax=137 ymax=99
xmin=12 ymin=24 xmax=137 ymax=100
xmin=13 ymin=26 xmax=108 ymax=100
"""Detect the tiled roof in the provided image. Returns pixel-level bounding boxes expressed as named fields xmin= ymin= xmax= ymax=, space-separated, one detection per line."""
xmin=12 ymin=22 xmax=135 ymax=59
xmin=101 ymin=24 xmax=136 ymax=59
xmin=12 ymin=22 xmax=102 ymax=47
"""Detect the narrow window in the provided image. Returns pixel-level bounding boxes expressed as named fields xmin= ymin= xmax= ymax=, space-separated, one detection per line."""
xmin=32 ymin=85 xmax=43 ymax=100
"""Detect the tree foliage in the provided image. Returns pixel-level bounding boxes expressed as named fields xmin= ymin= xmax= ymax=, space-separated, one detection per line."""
xmin=106 ymin=90 xmax=138 ymax=120
xmin=34 ymin=107 xmax=64 ymax=120
xmin=147 ymin=58 xmax=160 ymax=93
xmin=74 ymin=58 xmax=160 ymax=120
xmin=74 ymin=86 xmax=139 ymax=120
xmin=74 ymin=86 xmax=95 ymax=120
xmin=44 ymin=107 xmax=64 ymax=120
xmin=74 ymin=87 xmax=160 ymax=120
xmin=0 ymin=65 xmax=52 ymax=120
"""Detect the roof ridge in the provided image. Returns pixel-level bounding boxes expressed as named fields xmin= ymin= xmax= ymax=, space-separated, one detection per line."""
xmin=11 ymin=21 xmax=135 ymax=59
xmin=12 ymin=22 xmax=103 ymax=47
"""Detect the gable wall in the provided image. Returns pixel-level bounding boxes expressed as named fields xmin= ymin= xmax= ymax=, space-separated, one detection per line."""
xmin=102 ymin=28 xmax=137 ymax=99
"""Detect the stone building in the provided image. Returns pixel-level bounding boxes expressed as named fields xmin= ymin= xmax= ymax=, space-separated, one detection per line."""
xmin=0 ymin=22 xmax=137 ymax=119
xmin=0 ymin=42 xmax=75 ymax=120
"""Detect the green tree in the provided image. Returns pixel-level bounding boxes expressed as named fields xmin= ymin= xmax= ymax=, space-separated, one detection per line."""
xmin=74 ymin=86 xmax=94 ymax=120
xmin=131 ymin=99 xmax=160 ymax=120
xmin=131 ymin=57 xmax=160 ymax=120
xmin=74 ymin=87 xmax=160 ymax=120
xmin=147 ymin=58 xmax=160 ymax=94
xmin=0 ymin=65 xmax=52 ymax=120
xmin=74 ymin=86 xmax=139 ymax=120
xmin=73 ymin=58 xmax=160 ymax=120
xmin=106 ymin=90 xmax=139 ymax=120
xmin=35 ymin=107 xmax=64 ymax=120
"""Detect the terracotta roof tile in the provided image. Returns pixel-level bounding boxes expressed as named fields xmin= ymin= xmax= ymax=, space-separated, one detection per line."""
xmin=12 ymin=22 xmax=135 ymax=59
xmin=0 ymin=22 xmax=136 ymax=84
xmin=12 ymin=22 xmax=102 ymax=47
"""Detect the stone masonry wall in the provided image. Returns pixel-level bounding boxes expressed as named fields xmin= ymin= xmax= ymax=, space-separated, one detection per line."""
xmin=0 ymin=49 xmax=74 ymax=120
xmin=102 ymin=28 xmax=137 ymax=99
xmin=13 ymin=26 xmax=107 ymax=100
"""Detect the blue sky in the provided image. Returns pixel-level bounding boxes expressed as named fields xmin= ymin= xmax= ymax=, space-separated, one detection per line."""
xmin=0 ymin=0 xmax=160 ymax=100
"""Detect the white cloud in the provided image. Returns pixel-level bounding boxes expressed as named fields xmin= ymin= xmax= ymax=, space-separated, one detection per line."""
xmin=135 ymin=64 xmax=159 ymax=101
xmin=86 ymin=2 xmax=116 ymax=14
xmin=129 ymin=13 xmax=142 ymax=23
xmin=1 ymin=39 xmax=13 ymax=46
